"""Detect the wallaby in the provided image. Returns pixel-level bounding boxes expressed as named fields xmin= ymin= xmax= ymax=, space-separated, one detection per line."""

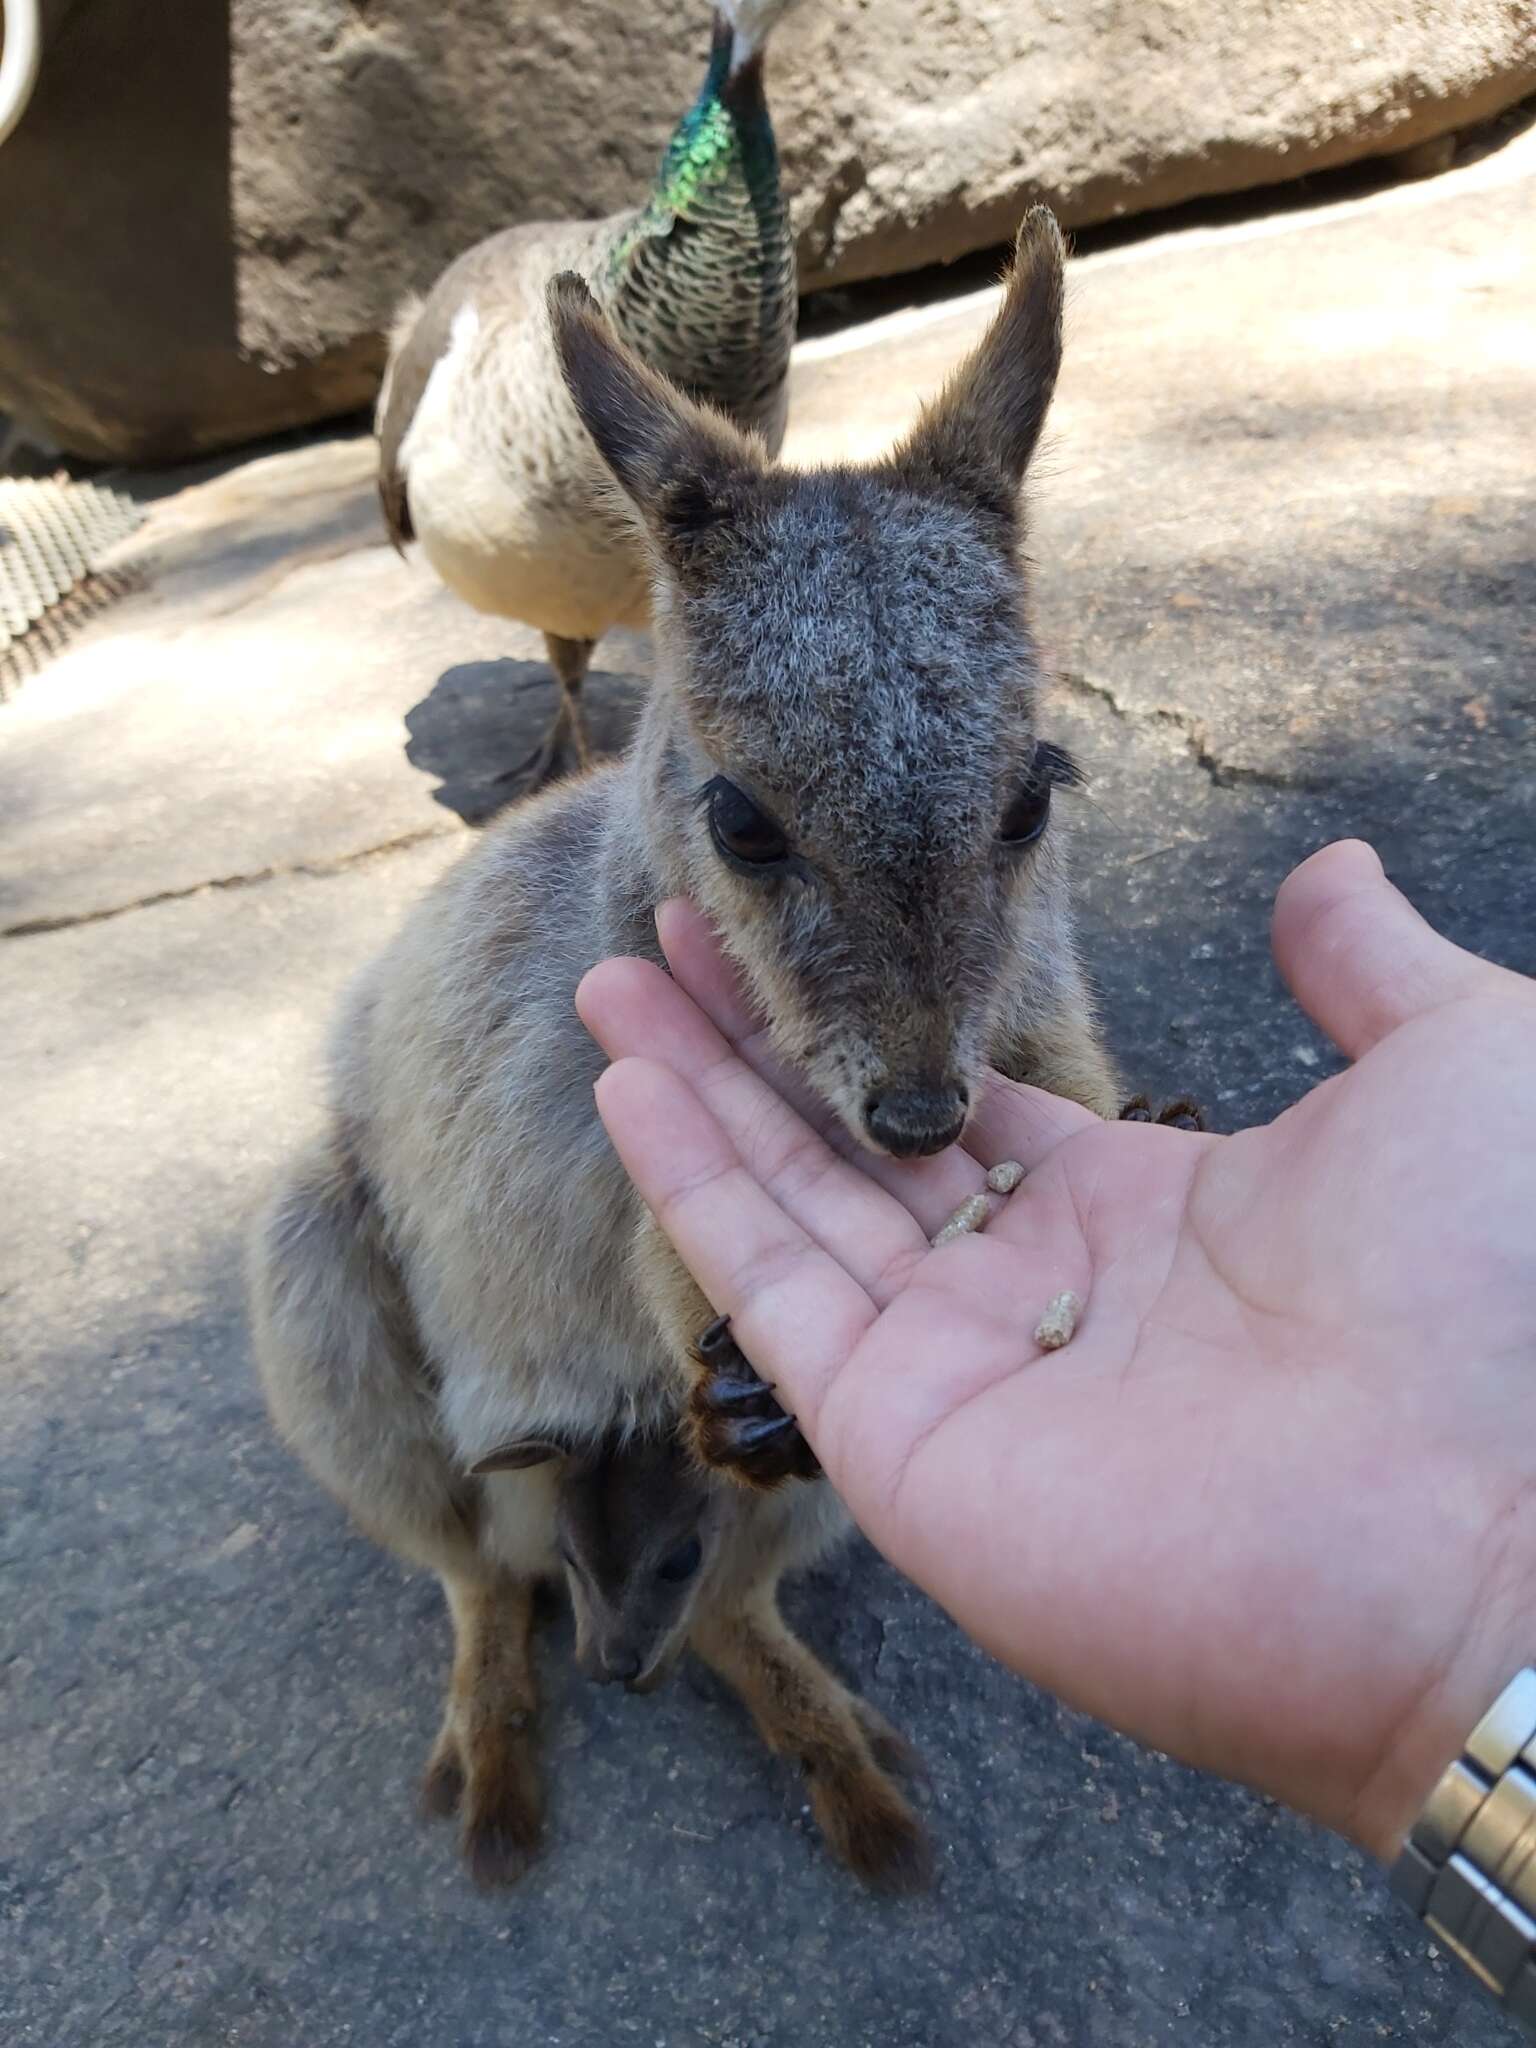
xmin=248 ymin=207 xmax=1121 ymax=1893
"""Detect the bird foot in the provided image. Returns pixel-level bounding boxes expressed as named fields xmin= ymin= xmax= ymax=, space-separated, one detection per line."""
xmin=494 ymin=699 xmax=591 ymax=797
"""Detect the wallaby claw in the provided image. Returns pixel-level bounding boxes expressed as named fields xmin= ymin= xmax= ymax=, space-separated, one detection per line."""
xmin=690 ymin=1316 xmax=821 ymax=1487
xmin=1119 ymin=1094 xmax=1207 ymax=1132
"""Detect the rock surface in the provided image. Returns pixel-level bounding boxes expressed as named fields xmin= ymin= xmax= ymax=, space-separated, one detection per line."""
xmin=235 ymin=0 xmax=1536 ymax=368
xmin=2 ymin=126 xmax=1533 ymax=2047
xmin=5 ymin=0 xmax=1535 ymax=457
xmin=0 ymin=0 xmax=379 ymax=464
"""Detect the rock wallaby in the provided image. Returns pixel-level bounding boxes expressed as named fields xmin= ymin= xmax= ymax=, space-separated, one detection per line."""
xmin=248 ymin=207 xmax=1120 ymax=1892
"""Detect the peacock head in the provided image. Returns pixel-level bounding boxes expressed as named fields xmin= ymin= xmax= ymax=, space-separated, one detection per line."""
xmin=716 ymin=0 xmax=803 ymax=69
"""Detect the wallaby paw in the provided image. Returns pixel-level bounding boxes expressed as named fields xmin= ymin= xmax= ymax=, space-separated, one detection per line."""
xmin=812 ymin=1764 xmax=934 ymax=1895
xmin=459 ymin=1748 xmax=544 ymax=1889
xmin=462 ymin=1803 xmax=543 ymax=1890
xmin=688 ymin=1315 xmax=820 ymax=1488
xmin=1118 ymin=1094 xmax=1207 ymax=1132
xmin=850 ymin=1697 xmax=928 ymax=1785
xmin=418 ymin=1748 xmax=465 ymax=1821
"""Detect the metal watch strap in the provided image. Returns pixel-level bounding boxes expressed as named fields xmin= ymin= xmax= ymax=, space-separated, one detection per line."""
xmin=1392 ymin=1667 xmax=1536 ymax=2028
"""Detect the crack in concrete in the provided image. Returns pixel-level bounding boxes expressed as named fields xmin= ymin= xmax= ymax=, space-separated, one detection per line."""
xmin=1053 ymin=670 xmax=1314 ymax=792
xmin=198 ymin=532 xmax=390 ymax=622
xmin=2 ymin=824 xmax=464 ymax=940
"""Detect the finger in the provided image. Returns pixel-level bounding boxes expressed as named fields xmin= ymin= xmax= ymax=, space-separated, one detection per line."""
xmin=579 ymin=958 xmax=932 ymax=1300
xmin=964 ymin=1070 xmax=1102 ymax=1175
xmin=653 ymin=900 xmax=985 ymax=1225
xmin=654 ymin=897 xmax=759 ymax=1040
xmin=593 ymin=1057 xmax=875 ymax=1429
xmin=1272 ymin=840 xmax=1526 ymax=1058
xmin=651 ymin=901 xmax=848 ymax=1143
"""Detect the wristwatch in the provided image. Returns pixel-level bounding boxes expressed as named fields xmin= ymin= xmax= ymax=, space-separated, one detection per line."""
xmin=1392 ymin=1667 xmax=1536 ymax=2029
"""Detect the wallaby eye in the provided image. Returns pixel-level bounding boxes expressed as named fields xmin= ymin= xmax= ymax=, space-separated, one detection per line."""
xmin=656 ymin=1534 xmax=703 ymax=1584
xmin=999 ymin=753 xmax=1054 ymax=848
xmin=706 ymin=779 xmax=789 ymax=869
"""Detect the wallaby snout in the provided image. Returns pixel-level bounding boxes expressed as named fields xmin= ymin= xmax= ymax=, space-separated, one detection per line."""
xmin=863 ymin=1076 xmax=969 ymax=1158
xmin=579 ymin=1635 xmax=644 ymax=1687
xmin=572 ymin=1607 xmax=687 ymax=1694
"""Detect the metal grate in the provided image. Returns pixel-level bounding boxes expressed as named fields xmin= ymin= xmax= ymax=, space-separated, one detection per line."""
xmin=0 ymin=476 xmax=143 ymax=700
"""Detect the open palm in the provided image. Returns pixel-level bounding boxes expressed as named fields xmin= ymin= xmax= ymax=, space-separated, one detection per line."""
xmin=578 ymin=842 xmax=1536 ymax=1856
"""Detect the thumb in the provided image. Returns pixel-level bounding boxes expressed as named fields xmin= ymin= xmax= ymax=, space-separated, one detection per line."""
xmin=1271 ymin=840 xmax=1526 ymax=1059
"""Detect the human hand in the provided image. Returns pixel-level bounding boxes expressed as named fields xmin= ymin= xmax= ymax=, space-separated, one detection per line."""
xmin=576 ymin=842 xmax=1536 ymax=1858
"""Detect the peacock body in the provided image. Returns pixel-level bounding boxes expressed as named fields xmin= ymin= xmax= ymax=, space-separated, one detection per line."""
xmin=377 ymin=0 xmax=800 ymax=785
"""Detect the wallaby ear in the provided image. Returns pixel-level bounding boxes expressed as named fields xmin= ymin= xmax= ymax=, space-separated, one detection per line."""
xmin=470 ymin=1437 xmax=570 ymax=1475
xmin=546 ymin=271 xmax=762 ymax=551
xmin=892 ymin=207 xmax=1066 ymax=517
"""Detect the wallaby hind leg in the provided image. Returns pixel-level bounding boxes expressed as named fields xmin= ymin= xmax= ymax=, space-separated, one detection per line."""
xmin=422 ymin=1571 xmax=544 ymax=1888
xmin=248 ymin=1133 xmax=479 ymax=1574
xmin=691 ymin=1594 xmax=933 ymax=1894
xmin=250 ymin=1137 xmax=548 ymax=1884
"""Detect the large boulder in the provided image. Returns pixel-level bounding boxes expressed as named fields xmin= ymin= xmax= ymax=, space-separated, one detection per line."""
xmin=3 ymin=0 xmax=1534 ymax=458
xmin=0 ymin=0 xmax=380 ymax=465
xmin=236 ymin=0 xmax=1536 ymax=354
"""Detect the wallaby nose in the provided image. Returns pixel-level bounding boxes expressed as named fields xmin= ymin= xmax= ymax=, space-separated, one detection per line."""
xmin=597 ymin=1647 xmax=643 ymax=1686
xmin=863 ymin=1080 xmax=969 ymax=1159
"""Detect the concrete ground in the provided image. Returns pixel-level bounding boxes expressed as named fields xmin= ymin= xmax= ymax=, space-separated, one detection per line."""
xmin=4 ymin=123 xmax=1534 ymax=2048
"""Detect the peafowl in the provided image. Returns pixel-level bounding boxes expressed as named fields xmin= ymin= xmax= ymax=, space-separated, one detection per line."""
xmin=377 ymin=0 xmax=801 ymax=791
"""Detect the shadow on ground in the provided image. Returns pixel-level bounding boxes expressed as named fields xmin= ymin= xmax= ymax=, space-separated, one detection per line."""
xmin=405 ymin=660 xmax=647 ymax=824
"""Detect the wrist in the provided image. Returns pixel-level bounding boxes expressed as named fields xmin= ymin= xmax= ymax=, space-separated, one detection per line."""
xmin=1352 ymin=1532 xmax=1536 ymax=1863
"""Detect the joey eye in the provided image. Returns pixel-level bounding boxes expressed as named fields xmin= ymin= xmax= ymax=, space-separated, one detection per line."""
xmin=656 ymin=1534 xmax=703 ymax=1584
xmin=998 ymin=752 xmax=1054 ymax=848
xmin=707 ymin=779 xmax=789 ymax=869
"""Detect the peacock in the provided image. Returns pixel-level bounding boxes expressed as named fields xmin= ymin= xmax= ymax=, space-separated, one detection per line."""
xmin=376 ymin=0 xmax=801 ymax=791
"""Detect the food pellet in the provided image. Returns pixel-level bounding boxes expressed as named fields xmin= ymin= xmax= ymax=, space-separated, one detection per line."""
xmin=986 ymin=1159 xmax=1025 ymax=1195
xmin=1033 ymin=1290 xmax=1081 ymax=1351
xmin=930 ymin=1191 xmax=990 ymax=1248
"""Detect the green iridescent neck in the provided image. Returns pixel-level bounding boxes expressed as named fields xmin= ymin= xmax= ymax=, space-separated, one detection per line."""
xmin=610 ymin=16 xmax=782 ymax=270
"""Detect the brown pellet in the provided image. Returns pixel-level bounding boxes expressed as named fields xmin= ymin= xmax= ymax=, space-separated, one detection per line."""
xmin=1033 ymin=1290 xmax=1081 ymax=1351
xmin=930 ymin=1191 xmax=990 ymax=1248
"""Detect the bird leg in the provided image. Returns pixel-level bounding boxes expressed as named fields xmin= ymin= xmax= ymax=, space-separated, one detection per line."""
xmin=500 ymin=634 xmax=595 ymax=793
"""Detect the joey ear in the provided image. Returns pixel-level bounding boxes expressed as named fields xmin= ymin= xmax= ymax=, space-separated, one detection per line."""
xmin=470 ymin=1437 xmax=570 ymax=1475
xmin=546 ymin=271 xmax=762 ymax=552
xmin=891 ymin=206 xmax=1066 ymax=518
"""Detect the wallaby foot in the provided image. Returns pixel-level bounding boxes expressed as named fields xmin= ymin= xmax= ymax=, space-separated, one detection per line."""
xmin=498 ymin=634 xmax=594 ymax=795
xmin=418 ymin=1738 xmax=465 ymax=1819
xmin=1119 ymin=1095 xmax=1206 ymax=1131
xmin=689 ymin=1316 xmax=820 ymax=1488
xmin=428 ymin=1573 xmax=544 ymax=1888
xmin=692 ymin=1600 xmax=932 ymax=1894
xmin=850 ymin=1692 xmax=928 ymax=1784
